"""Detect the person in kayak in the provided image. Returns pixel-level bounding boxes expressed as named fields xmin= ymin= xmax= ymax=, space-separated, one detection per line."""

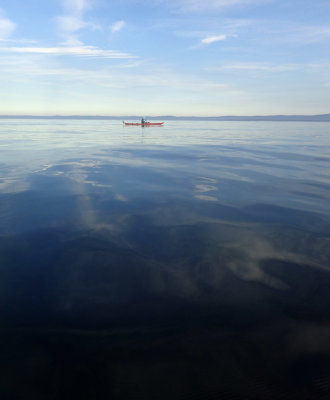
xmin=141 ymin=117 xmax=146 ymax=124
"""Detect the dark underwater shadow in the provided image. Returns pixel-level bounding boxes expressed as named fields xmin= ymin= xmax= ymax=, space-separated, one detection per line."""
xmin=1 ymin=204 xmax=330 ymax=399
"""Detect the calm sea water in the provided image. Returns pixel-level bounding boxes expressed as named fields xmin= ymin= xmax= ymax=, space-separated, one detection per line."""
xmin=1 ymin=119 xmax=330 ymax=399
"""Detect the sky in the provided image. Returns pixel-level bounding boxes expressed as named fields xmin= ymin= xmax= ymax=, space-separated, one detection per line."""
xmin=0 ymin=0 xmax=329 ymax=116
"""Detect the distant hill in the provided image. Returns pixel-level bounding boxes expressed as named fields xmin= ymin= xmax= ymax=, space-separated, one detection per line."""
xmin=153 ymin=114 xmax=330 ymax=122
xmin=0 ymin=114 xmax=330 ymax=121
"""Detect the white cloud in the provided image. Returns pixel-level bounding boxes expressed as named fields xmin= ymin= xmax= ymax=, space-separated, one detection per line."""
xmin=56 ymin=15 xmax=87 ymax=33
xmin=0 ymin=38 xmax=37 ymax=44
xmin=56 ymin=0 xmax=100 ymax=44
xmin=201 ymin=34 xmax=227 ymax=44
xmin=116 ymin=0 xmax=264 ymax=13
xmin=110 ymin=20 xmax=125 ymax=33
xmin=0 ymin=10 xmax=16 ymax=39
xmin=0 ymin=45 xmax=136 ymax=59
xmin=61 ymin=0 xmax=92 ymax=15
xmin=220 ymin=63 xmax=299 ymax=72
xmin=161 ymin=0 xmax=263 ymax=12
xmin=0 ymin=53 xmax=239 ymax=95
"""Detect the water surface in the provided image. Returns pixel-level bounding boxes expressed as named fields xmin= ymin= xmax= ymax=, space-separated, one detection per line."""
xmin=1 ymin=119 xmax=330 ymax=399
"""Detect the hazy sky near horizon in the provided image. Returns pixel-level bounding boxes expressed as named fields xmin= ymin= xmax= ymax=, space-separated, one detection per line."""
xmin=0 ymin=0 xmax=329 ymax=116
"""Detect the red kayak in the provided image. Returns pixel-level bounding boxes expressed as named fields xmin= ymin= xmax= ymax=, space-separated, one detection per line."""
xmin=123 ymin=122 xmax=164 ymax=126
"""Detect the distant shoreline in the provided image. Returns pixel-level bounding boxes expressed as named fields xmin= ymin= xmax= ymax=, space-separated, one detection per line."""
xmin=0 ymin=114 xmax=330 ymax=122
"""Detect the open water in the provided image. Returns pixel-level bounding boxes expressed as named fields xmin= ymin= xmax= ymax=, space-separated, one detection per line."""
xmin=0 ymin=119 xmax=330 ymax=399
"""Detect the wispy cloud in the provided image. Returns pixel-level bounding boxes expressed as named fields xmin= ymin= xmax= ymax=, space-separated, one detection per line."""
xmin=211 ymin=62 xmax=330 ymax=75
xmin=220 ymin=63 xmax=299 ymax=72
xmin=188 ymin=33 xmax=229 ymax=49
xmin=0 ymin=45 xmax=136 ymax=59
xmin=0 ymin=53 xmax=239 ymax=95
xmin=283 ymin=25 xmax=330 ymax=44
xmin=61 ymin=0 xmax=91 ymax=14
xmin=170 ymin=18 xmax=249 ymax=48
xmin=244 ymin=20 xmax=330 ymax=45
xmin=164 ymin=0 xmax=264 ymax=13
xmin=57 ymin=15 xmax=87 ymax=33
xmin=55 ymin=0 xmax=101 ymax=45
xmin=0 ymin=9 xmax=16 ymax=40
xmin=0 ymin=38 xmax=37 ymax=44
xmin=110 ymin=20 xmax=126 ymax=33
xmin=201 ymin=34 xmax=227 ymax=44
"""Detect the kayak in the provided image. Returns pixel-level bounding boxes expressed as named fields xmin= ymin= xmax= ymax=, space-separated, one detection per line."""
xmin=123 ymin=122 xmax=164 ymax=126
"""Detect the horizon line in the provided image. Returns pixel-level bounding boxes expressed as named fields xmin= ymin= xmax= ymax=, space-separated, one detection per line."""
xmin=0 ymin=113 xmax=329 ymax=118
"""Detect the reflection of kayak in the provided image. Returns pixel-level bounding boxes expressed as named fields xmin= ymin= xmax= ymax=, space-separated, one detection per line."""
xmin=123 ymin=122 xmax=164 ymax=126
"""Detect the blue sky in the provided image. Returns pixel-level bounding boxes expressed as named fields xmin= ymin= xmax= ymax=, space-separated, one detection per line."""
xmin=0 ymin=0 xmax=329 ymax=116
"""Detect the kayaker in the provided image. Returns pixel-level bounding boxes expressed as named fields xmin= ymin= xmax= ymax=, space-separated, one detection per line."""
xmin=141 ymin=117 xmax=146 ymax=124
